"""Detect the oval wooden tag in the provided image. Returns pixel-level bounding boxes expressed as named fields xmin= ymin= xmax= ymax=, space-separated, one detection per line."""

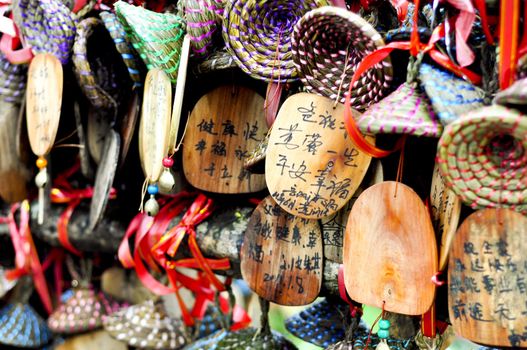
xmin=26 ymin=54 xmax=63 ymax=156
xmin=89 ymin=130 xmax=120 ymax=231
xmin=240 ymin=196 xmax=322 ymax=305
xmin=343 ymin=181 xmax=437 ymax=315
xmin=321 ymin=159 xmax=383 ymax=263
xmin=430 ymin=163 xmax=461 ymax=271
xmin=266 ymin=93 xmax=372 ymax=219
xmin=448 ymin=208 xmax=527 ymax=348
xmin=139 ymin=69 xmax=171 ymax=182
xmin=119 ymin=90 xmax=140 ymax=167
xmin=87 ymin=108 xmax=112 ymax=164
xmin=182 ymin=85 xmax=267 ymax=193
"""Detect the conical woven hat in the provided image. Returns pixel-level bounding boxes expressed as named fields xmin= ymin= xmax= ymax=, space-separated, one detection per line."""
xmin=437 ymin=105 xmax=527 ymax=213
xmin=0 ymin=303 xmax=52 ymax=348
xmin=48 ymin=288 xmax=118 ymax=334
xmin=183 ymin=328 xmax=296 ymax=350
xmin=222 ymin=0 xmax=330 ymax=83
xmin=179 ymin=0 xmax=222 ymax=57
xmin=104 ymin=299 xmax=187 ymax=349
xmin=114 ymin=1 xmax=186 ymax=83
xmin=494 ymin=77 xmax=527 ymax=106
xmin=285 ymin=299 xmax=347 ymax=348
xmin=419 ymin=63 xmax=485 ymax=125
xmin=356 ymin=82 xmax=442 ymax=137
xmin=292 ymin=6 xmax=392 ymax=110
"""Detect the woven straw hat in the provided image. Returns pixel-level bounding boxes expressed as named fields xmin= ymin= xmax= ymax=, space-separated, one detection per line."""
xmin=419 ymin=63 xmax=486 ymax=126
xmin=285 ymin=299 xmax=347 ymax=348
xmin=292 ymin=6 xmax=392 ymax=110
xmin=179 ymin=0 xmax=223 ymax=57
xmin=13 ymin=0 xmax=76 ymax=64
xmin=100 ymin=11 xmax=145 ymax=87
xmin=48 ymin=288 xmax=121 ymax=334
xmin=0 ymin=303 xmax=52 ymax=348
xmin=183 ymin=328 xmax=296 ymax=350
xmin=104 ymin=299 xmax=187 ymax=349
xmin=493 ymin=77 xmax=527 ymax=106
xmin=0 ymin=52 xmax=27 ymax=104
xmin=114 ymin=1 xmax=186 ymax=83
xmin=222 ymin=0 xmax=330 ymax=83
xmin=437 ymin=105 xmax=527 ymax=213
xmin=193 ymin=48 xmax=237 ymax=75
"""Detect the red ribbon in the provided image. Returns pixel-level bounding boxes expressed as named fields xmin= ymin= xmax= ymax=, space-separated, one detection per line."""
xmin=444 ymin=0 xmax=476 ymax=67
xmin=473 ymin=0 xmax=495 ymax=45
xmin=343 ymin=1 xmax=482 ymax=158
xmin=4 ymin=201 xmax=53 ymax=314
xmin=498 ymin=0 xmax=520 ymax=90
xmin=0 ymin=2 xmax=33 ymax=64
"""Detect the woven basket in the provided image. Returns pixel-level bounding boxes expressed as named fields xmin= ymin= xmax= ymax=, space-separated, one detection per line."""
xmin=285 ymin=299 xmax=347 ymax=348
xmin=179 ymin=0 xmax=223 ymax=57
xmin=437 ymin=105 xmax=527 ymax=213
xmin=183 ymin=328 xmax=296 ymax=350
xmin=356 ymin=80 xmax=442 ymax=137
xmin=292 ymin=6 xmax=392 ymax=110
xmin=419 ymin=63 xmax=485 ymax=126
xmin=493 ymin=77 xmax=527 ymax=106
xmin=0 ymin=52 xmax=27 ymax=104
xmin=193 ymin=48 xmax=237 ymax=74
xmin=100 ymin=11 xmax=144 ymax=87
xmin=48 ymin=288 xmax=121 ymax=334
xmin=222 ymin=0 xmax=329 ymax=83
xmin=0 ymin=303 xmax=52 ymax=348
xmin=326 ymin=330 xmax=414 ymax=350
xmin=114 ymin=1 xmax=186 ymax=83
xmin=104 ymin=299 xmax=187 ymax=349
xmin=13 ymin=0 xmax=76 ymax=64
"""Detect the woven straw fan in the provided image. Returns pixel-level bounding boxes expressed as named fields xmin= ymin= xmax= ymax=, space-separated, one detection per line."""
xmin=26 ymin=54 xmax=63 ymax=224
xmin=138 ymin=69 xmax=172 ymax=216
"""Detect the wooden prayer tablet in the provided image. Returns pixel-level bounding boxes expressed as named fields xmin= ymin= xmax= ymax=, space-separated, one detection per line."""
xmin=182 ymin=85 xmax=267 ymax=193
xmin=87 ymin=108 xmax=112 ymax=164
xmin=26 ymin=53 xmax=63 ymax=156
xmin=138 ymin=69 xmax=171 ymax=182
xmin=343 ymin=181 xmax=437 ymax=315
xmin=89 ymin=130 xmax=120 ymax=231
xmin=266 ymin=93 xmax=372 ymax=219
xmin=448 ymin=208 xmax=527 ymax=348
xmin=321 ymin=159 xmax=383 ymax=263
xmin=240 ymin=196 xmax=323 ymax=305
xmin=430 ymin=163 xmax=461 ymax=271
xmin=119 ymin=91 xmax=140 ymax=166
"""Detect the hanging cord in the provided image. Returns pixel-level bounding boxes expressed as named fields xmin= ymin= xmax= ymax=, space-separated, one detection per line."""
xmin=364 ymin=301 xmax=386 ymax=349
xmin=394 ymin=136 xmax=407 ymax=198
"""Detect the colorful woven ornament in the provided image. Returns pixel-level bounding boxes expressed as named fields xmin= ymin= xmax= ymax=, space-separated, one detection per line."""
xmin=194 ymin=48 xmax=237 ymax=75
xmin=100 ymin=11 xmax=145 ymax=87
xmin=285 ymin=299 xmax=347 ymax=348
xmin=355 ymin=57 xmax=442 ymax=137
xmin=494 ymin=77 xmax=527 ymax=106
xmin=12 ymin=0 xmax=76 ymax=64
xmin=47 ymin=288 xmax=121 ymax=334
xmin=292 ymin=6 xmax=393 ymax=109
xmin=104 ymin=299 xmax=187 ymax=349
xmin=114 ymin=1 xmax=186 ymax=83
xmin=179 ymin=0 xmax=223 ymax=57
xmin=183 ymin=328 xmax=296 ymax=350
xmin=419 ymin=63 xmax=485 ymax=126
xmin=0 ymin=51 xmax=27 ymax=104
xmin=0 ymin=302 xmax=52 ymax=348
xmin=437 ymin=105 xmax=527 ymax=213
xmin=222 ymin=0 xmax=329 ymax=83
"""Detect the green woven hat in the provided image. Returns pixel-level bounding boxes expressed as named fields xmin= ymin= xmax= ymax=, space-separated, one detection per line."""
xmin=437 ymin=105 xmax=527 ymax=213
xmin=114 ymin=1 xmax=186 ymax=83
xmin=222 ymin=0 xmax=330 ymax=83
xmin=419 ymin=63 xmax=486 ymax=126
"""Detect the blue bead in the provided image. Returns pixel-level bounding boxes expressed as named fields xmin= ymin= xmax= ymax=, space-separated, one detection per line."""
xmin=379 ymin=319 xmax=390 ymax=330
xmin=147 ymin=184 xmax=159 ymax=195
xmin=378 ymin=329 xmax=390 ymax=339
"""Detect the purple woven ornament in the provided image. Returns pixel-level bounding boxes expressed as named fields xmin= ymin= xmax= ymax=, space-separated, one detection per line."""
xmin=292 ymin=6 xmax=393 ymax=110
xmin=13 ymin=0 xmax=76 ymax=64
xmin=0 ymin=51 xmax=27 ymax=104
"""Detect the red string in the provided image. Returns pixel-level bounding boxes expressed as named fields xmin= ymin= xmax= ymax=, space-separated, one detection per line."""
xmin=498 ymin=0 xmax=520 ymax=90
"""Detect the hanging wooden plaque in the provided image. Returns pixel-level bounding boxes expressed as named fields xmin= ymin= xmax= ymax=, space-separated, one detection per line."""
xmin=240 ymin=196 xmax=322 ymax=305
xmin=119 ymin=91 xmax=140 ymax=166
xmin=138 ymin=69 xmax=171 ymax=183
xmin=26 ymin=54 xmax=63 ymax=157
xmin=73 ymin=100 xmax=94 ymax=180
xmin=182 ymin=85 xmax=267 ymax=193
xmin=343 ymin=181 xmax=437 ymax=315
xmin=89 ymin=130 xmax=120 ymax=230
xmin=448 ymin=208 xmax=527 ymax=348
xmin=266 ymin=93 xmax=372 ymax=219
xmin=321 ymin=159 xmax=383 ymax=263
xmin=87 ymin=108 xmax=112 ymax=164
xmin=430 ymin=163 xmax=462 ymax=271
